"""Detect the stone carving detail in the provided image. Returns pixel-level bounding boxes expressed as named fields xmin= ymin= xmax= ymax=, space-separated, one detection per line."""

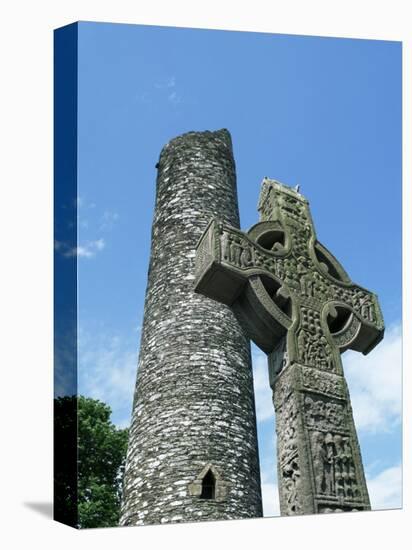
xmin=283 ymin=258 xmax=300 ymax=292
xmin=274 ymin=259 xmax=286 ymax=280
xmin=292 ymin=223 xmax=312 ymax=258
xmin=301 ymin=367 xmax=345 ymax=400
xmin=352 ymin=289 xmax=376 ymax=323
xmin=258 ymin=180 xmax=275 ymax=221
xmin=221 ymin=230 xmax=247 ymax=267
xmin=254 ymin=248 xmax=276 ymax=272
xmin=312 ymin=271 xmax=329 ymax=301
xmin=250 ymin=277 xmax=293 ymax=330
xmin=328 ymin=284 xmax=352 ymax=304
xmin=311 ymin=431 xmax=360 ymax=501
xmin=296 ymin=307 xmax=334 ymax=371
xmin=275 ymin=373 xmax=302 ymax=517
xmin=311 ymin=431 xmax=334 ymax=497
xmin=300 ymin=306 xmax=321 ymax=332
xmin=229 ymin=236 xmax=243 ymax=267
xmin=221 ymin=228 xmax=231 ymax=263
xmin=269 ymin=338 xmax=289 ymax=388
xmin=304 ymin=395 xmax=346 ymax=432
xmin=296 ymin=257 xmax=315 ymax=297
xmin=325 ymin=285 xmax=381 ymax=328
xmin=279 ymin=194 xmax=308 ymax=226
xmin=239 ymin=242 xmax=254 ymax=268
xmin=332 ymin=315 xmax=361 ymax=348
xmin=220 ymin=227 xmax=277 ymax=273
xmin=276 ymin=394 xmax=298 ymax=466
xmin=281 ymin=457 xmax=302 ymax=515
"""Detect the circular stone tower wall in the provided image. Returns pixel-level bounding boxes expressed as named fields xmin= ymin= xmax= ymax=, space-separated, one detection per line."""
xmin=120 ymin=129 xmax=262 ymax=526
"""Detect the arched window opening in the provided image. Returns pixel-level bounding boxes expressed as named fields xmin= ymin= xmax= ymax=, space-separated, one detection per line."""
xmin=188 ymin=463 xmax=228 ymax=501
xmin=200 ymin=469 xmax=216 ymax=499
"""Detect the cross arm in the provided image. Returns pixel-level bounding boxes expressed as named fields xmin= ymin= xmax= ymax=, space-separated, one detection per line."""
xmin=302 ymin=234 xmax=385 ymax=356
xmin=194 ymin=219 xmax=286 ymax=306
xmin=194 ymin=219 xmax=292 ymax=353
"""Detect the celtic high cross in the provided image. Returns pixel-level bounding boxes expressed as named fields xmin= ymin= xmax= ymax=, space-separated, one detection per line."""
xmin=194 ymin=178 xmax=384 ymax=515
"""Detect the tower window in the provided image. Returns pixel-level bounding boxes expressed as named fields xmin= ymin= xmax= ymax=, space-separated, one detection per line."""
xmin=188 ymin=463 xmax=228 ymax=501
xmin=200 ymin=469 xmax=216 ymax=499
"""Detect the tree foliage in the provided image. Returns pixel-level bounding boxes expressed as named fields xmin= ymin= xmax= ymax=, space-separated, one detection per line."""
xmin=78 ymin=396 xmax=129 ymax=528
xmin=54 ymin=395 xmax=129 ymax=528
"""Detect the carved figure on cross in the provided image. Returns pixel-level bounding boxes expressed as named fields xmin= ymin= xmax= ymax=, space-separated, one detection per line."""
xmin=194 ymin=177 xmax=384 ymax=515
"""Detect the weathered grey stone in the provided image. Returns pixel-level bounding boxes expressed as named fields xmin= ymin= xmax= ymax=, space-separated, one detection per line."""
xmin=195 ymin=177 xmax=384 ymax=515
xmin=120 ymin=130 xmax=263 ymax=526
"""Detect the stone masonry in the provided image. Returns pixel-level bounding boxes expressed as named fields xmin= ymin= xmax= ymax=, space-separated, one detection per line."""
xmin=119 ymin=130 xmax=263 ymax=526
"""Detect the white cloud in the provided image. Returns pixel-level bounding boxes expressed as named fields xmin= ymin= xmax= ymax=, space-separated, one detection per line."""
xmin=367 ymin=464 xmax=402 ymax=510
xmin=100 ymin=210 xmax=119 ymax=231
xmin=134 ymin=92 xmax=151 ymax=104
xmin=343 ymin=323 xmax=402 ymax=434
xmin=252 ymin=350 xmax=275 ymax=422
xmin=137 ymin=76 xmax=183 ymax=106
xmin=76 ymin=239 xmax=106 ymax=257
xmin=261 ymin=481 xmax=280 ymax=517
xmin=78 ymin=328 xmax=138 ymax=426
xmin=154 ymin=76 xmax=182 ymax=104
xmin=55 ymin=238 xmax=106 ymax=258
xmin=76 ymin=196 xmax=96 ymax=209
xmin=168 ymin=90 xmax=182 ymax=105
xmin=155 ymin=76 xmax=176 ymax=89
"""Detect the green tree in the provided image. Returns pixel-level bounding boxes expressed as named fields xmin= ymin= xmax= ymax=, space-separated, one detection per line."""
xmin=54 ymin=395 xmax=129 ymax=528
xmin=78 ymin=396 xmax=129 ymax=528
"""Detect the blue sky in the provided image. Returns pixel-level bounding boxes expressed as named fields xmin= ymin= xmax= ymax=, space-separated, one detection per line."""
xmin=73 ymin=22 xmax=402 ymax=516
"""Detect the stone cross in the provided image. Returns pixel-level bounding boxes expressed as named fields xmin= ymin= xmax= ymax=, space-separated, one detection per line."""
xmin=194 ymin=178 xmax=384 ymax=515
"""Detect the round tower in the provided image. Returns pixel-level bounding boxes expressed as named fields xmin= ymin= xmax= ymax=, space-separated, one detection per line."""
xmin=120 ymin=129 xmax=262 ymax=526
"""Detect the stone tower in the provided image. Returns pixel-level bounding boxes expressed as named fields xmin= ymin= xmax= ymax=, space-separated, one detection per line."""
xmin=120 ymin=130 xmax=263 ymax=526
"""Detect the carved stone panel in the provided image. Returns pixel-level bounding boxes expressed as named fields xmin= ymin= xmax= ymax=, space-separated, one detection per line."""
xmin=296 ymin=307 xmax=335 ymax=372
xmin=351 ymin=289 xmax=377 ymax=323
xmin=310 ymin=431 xmax=362 ymax=503
xmin=304 ymin=394 xmax=347 ymax=432
xmin=300 ymin=367 xmax=346 ymax=400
